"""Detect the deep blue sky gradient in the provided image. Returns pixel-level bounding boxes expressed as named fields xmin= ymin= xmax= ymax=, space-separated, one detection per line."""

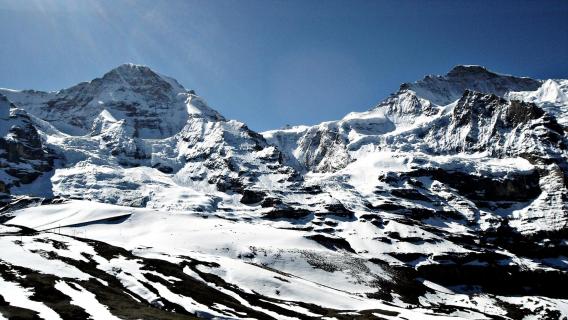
xmin=1 ymin=0 xmax=567 ymax=131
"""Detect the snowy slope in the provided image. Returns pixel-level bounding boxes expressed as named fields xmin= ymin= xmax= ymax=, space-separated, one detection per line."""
xmin=5 ymin=200 xmax=568 ymax=319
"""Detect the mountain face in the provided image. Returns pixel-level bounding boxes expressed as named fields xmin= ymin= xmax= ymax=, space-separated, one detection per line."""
xmin=0 ymin=65 xmax=567 ymax=320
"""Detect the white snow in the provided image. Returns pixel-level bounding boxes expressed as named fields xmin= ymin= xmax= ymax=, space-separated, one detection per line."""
xmin=0 ymin=277 xmax=62 ymax=320
xmin=55 ymin=281 xmax=121 ymax=320
xmin=0 ymin=234 xmax=90 ymax=280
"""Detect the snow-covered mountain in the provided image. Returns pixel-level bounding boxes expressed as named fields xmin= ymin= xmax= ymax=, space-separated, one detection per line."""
xmin=264 ymin=65 xmax=566 ymax=172
xmin=1 ymin=64 xmax=300 ymax=213
xmin=0 ymin=64 xmax=567 ymax=320
xmin=2 ymin=64 xmax=224 ymax=138
xmin=265 ymin=65 xmax=568 ymax=235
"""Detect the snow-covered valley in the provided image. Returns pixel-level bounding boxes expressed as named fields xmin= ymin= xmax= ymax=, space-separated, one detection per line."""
xmin=0 ymin=64 xmax=567 ymax=319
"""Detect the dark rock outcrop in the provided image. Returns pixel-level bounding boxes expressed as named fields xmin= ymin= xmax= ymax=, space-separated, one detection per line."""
xmin=0 ymin=95 xmax=54 ymax=196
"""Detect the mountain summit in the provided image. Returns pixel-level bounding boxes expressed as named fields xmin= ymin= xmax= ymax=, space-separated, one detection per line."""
xmin=0 ymin=64 xmax=222 ymax=138
xmin=100 ymin=63 xmax=185 ymax=90
xmin=400 ymin=64 xmax=542 ymax=105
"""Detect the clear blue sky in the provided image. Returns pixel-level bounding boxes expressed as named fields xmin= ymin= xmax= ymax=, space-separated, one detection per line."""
xmin=1 ymin=0 xmax=567 ymax=131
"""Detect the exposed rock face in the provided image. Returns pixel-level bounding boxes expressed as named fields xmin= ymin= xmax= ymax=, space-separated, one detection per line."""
xmin=0 ymin=95 xmax=9 ymax=120
xmin=0 ymin=95 xmax=54 ymax=200
xmin=406 ymin=167 xmax=542 ymax=203
xmin=415 ymin=90 xmax=566 ymax=157
xmin=295 ymin=125 xmax=352 ymax=172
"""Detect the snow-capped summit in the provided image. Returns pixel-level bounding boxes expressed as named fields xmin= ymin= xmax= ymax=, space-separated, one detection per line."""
xmin=446 ymin=64 xmax=493 ymax=76
xmin=265 ymin=65 xmax=559 ymax=172
xmin=265 ymin=66 xmax=568 ymax=234
xmin=99 ymin=63 xmax=186 ymax=93
xmin=402 ymin=64 xmax=542 ymax=105
xmin=0 ymin=64 xmax=223 ymax=138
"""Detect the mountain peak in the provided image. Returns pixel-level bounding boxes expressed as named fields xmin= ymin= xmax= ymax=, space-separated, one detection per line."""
xmin=98 ymin=63 xmax=186 ymax=94
xmin=0 ymin=64 xmax=217 ymax=138
xmin=399 ymin=65 xmax=541 ymax=106
xmin=104 ymin=63 xmax=155 ymax=77
xmin=446 ymin=65 xmax=496 ymax=77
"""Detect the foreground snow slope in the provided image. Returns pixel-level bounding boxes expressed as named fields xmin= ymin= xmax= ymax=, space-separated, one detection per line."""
xmin=0 ymin=64 xmax=567 ymax=319
xmin=5 ymin=200 xmax=568 ymax=319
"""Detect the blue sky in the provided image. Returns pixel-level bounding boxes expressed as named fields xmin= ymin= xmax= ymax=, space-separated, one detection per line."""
xmin=1 ymin=0 xmax=567 ymax=131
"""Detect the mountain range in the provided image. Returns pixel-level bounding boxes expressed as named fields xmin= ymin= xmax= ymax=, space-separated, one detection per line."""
xmin=0 ymin=64 xmax=567 ymax=319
